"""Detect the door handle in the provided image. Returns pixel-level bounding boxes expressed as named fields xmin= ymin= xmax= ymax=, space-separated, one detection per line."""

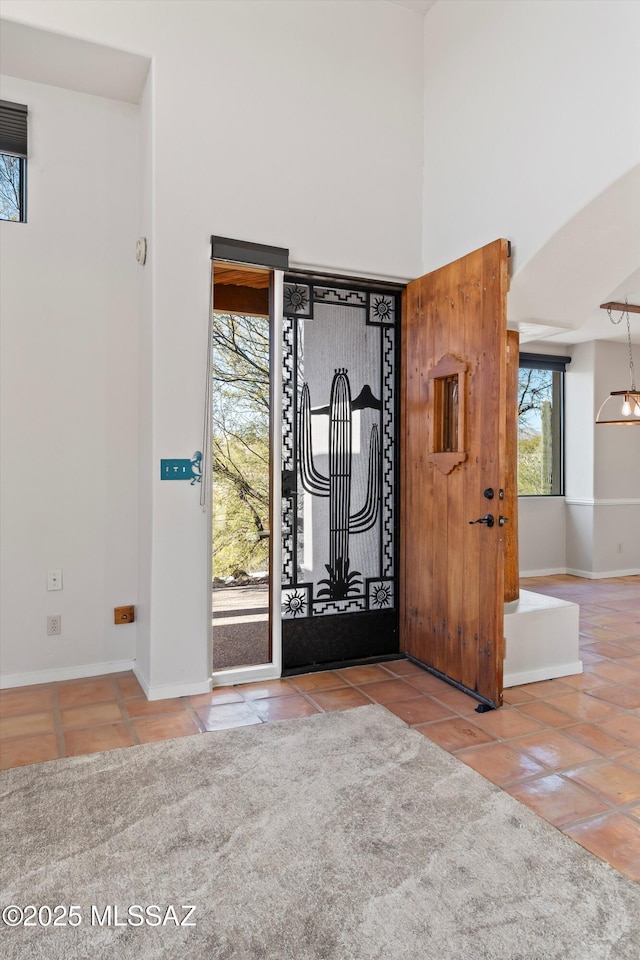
xmin=498 ymin=516 xmax=509 ymax=527
xmin=469 ymin=514 xmax=494 ymax=527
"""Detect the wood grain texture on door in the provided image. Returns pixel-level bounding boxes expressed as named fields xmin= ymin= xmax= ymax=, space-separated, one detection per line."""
xmin=400 ymin=239 xmax=510 ymax=707
xmin=504 ymin=329 xmax=520 ymax=603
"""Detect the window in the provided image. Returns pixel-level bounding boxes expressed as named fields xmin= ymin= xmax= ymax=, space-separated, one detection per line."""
xmin=427 ymin=353 xmax=467 ymax=474
xmin=518 ymin=353 xmax=570 ymax=496
xmin=0 ymin=100 xmax=27 ymax=222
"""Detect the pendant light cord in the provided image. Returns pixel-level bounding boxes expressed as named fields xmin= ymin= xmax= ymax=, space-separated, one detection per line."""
xmin=607 ymin=300 xmax=636 ymax=392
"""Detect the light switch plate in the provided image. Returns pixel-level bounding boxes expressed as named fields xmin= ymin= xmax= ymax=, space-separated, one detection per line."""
xmin=161 ymin=459 xmax=192 ymax=480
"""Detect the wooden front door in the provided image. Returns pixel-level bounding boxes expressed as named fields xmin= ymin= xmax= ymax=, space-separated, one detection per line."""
xmin=400 ymin=239 xmax=510 ymax=708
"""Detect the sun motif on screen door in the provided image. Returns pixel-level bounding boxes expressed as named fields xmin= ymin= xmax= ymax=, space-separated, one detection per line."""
xmin=284 ymin=284 xmax=309 ymax=314
xmin=370 ymin=582 xmax=392 ymax=609
xmin=371 ymin=296 xmax=393 ymax=322
xmin=283 ymin=590 xmax=307 ymax=618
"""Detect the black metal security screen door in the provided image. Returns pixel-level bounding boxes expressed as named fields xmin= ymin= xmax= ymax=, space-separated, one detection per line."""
xmin=281 ymin=274 xmax=400 ymax=669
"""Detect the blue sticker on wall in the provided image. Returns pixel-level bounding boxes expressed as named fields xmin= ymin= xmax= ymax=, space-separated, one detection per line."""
xmin=161 ymin=451 xmax=202 ymax=484
xmin=190 ymin=451 xmax=202 ymax=484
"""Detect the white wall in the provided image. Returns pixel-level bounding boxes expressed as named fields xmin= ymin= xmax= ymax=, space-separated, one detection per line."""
xmin=594 ymin=341 xmax=640 ymax=500
xmin=422 ymin=0 xmax=640 ymax=277
xmin=0 ymin=75 xmax=139 ymax=684
xmin=421 ymin=0 xmax=640 ymax=581
xmin=135 ymin=67 xmax=154 ymax=685
xmin=562 ymin=341 xmax=596 ymax=575
xmin=591 ymin=340 xmax=640 ymax=575
xmin=565 ymin=341 xmax=596 ymax=502
xmin=519 ymin=338 xmax=640 ymax=579
xmin=2 ymin=1 xmax=635 ymax=692
xmin=1 ymin=0 xmax=424 ymax=695
xmin=592 ymin=505 xmax=640 ymax=576
xmin=518 ymin=497 xmax=566 ymax=577
xmin=3 ymin=0 xmax=424 ymax=279
xmin=564 ymin=340 xmax=640 ymax=577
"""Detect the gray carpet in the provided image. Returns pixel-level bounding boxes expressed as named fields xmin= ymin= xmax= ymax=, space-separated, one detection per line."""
xmin=1 ymin=705 xmax=639 ymax=960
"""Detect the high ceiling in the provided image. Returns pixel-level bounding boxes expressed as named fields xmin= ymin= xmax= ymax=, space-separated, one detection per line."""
xmin=391 ymin=0 xmax=436 ymax=16
xmin=2 ymin=2 xmax=635 ymax=349
xmin=509 ymin=164 xmax=640 ymax=347
xmin=0 ymin=18 xmax=149 ymax=103
xmin=389 ymin=1 xmax=438 ymax=15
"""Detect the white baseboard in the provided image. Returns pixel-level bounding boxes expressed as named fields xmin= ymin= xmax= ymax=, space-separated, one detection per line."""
xmin=133 ymin=664 xmax=211 ymax=702
xmin=504 ymin=660 xmax=583 ymax=688
xmin=565 ymin=498 xmax=640 ymax=506
xmin=0 ymin=659 xmax=135 ymax=690
xmin=521 ymin=567 xmax=640 ymax=580
xmin=565 ymin=567 xmax=640 ymax=580
xmin=519 ymin=568 xmax=568 ymax=578
xmin=211 ymin=663 xmax=281 ymax=688
xmin=0 ymin=661 xmax=230 ymax=699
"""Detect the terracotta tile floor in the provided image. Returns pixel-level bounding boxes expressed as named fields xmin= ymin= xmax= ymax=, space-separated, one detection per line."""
xmin=1 ymin=575 xmax=639 ymax=882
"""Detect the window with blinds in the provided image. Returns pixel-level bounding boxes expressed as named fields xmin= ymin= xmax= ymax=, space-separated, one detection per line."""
xmin=0 ymin=99 xmax=28 ymax=222
xmin=518 ymin=353 xmax=571 ymax=496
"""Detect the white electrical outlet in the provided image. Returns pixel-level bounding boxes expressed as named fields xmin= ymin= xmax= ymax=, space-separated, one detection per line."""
xmin=47 ymin=569 xmax=63 ymax=591
xmin=47 ymin=615 xmax=62 ymax=636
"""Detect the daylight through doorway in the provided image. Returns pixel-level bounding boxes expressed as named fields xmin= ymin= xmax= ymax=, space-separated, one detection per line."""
xmin=211 ymin=264 xmax=272 ymax=670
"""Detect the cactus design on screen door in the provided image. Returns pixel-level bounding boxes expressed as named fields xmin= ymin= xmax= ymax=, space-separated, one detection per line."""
xmin=299 ymin=370 xmax=380 ymax=600
xmin=281 ymin=279 xmax=397 ymax=621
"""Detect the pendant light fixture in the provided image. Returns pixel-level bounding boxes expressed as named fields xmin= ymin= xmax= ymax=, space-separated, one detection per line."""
xmin=595 ymin=299 xmax=640 ymax=425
